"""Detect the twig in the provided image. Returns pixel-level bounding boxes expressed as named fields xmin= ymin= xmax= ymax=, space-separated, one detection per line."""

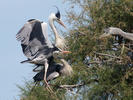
xmin=59 ymin=79 xmax=98 ymax=89
xmin=59 ymin=83 xmax=84 ymax=88
xmin=94 ymin=52 xmax=122 ymax=59
xmin=78 ymin=31 xmax=86 ymax=36
xmin=123 ymin=67 xmax=133 ymax=80
xmin=87 ymin=61 xmax=101 ymax=64
xmin=123 ymin=46 xmax=133 ymax=52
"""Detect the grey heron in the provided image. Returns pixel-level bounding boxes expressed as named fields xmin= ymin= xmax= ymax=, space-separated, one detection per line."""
xmin=100 ymin=27 xmax=133 ymax=41
xmin=16 ymin=8 xmax=70 ymax=91
xmin=33 ymin=58 xmax=73 ymax=83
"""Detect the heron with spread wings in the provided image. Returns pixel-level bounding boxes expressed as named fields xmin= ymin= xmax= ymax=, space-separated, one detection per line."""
xmin=16 ymin=8 xmax=70 ymax=91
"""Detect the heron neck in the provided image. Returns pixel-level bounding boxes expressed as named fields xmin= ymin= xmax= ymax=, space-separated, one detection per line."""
xmin=49 ymin=19 xmax=60 ymax=41
xmin=60 ymin=59 xmax=65 ymax=67
xmin=60 ymin=58 xmax=73 ymax=75
xmin=60 ymin=59 xmax=69 ymax=68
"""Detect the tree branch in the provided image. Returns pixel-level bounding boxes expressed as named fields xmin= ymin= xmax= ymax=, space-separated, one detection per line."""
xmin=59 ymin=83 xmax=84 ymax=88
xmin=94 ymin=52 xmax=122 ymax=59
xmin=87 ymin=61 xmax=101 ymax=64
xmin=58 ymin=79 xmax=98 ymax=89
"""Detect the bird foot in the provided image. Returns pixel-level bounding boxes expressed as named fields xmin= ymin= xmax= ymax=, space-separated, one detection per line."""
xmin=43 ymin=79 xmax=59 ymax=100
xmin=44 ymin=79 xmax=55 ymax=94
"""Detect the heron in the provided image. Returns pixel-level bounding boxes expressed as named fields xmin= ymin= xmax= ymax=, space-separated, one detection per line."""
xmin=33 ymin=58 xmax=73 ymax=83
xmin=16 ymin=7 xmax=70 ymax=91
xmin=100 ymin=27 xmax=133 ymax=41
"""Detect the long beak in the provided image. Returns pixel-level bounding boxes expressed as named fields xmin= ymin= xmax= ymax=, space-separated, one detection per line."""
xmin=99 ymin=33 xmax=111 ymax=39
xmin=61 ymin=51 xmax=71 ymax=54
xmin=58 ymin=19 xmax=66 ymax=29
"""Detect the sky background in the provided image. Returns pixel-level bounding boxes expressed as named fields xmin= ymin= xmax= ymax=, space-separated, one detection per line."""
xmin=0 ymin=0 xmax=68 ymax=100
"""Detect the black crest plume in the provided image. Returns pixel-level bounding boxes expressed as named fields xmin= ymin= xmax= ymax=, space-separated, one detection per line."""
xmin=54 ymin=6 xmax=61 ymax=19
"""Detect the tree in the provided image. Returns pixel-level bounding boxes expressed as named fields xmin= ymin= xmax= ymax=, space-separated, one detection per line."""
xmin=19 ymin=0 xmax=133 ymax=100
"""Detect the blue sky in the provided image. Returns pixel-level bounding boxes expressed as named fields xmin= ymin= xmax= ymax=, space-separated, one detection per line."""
xmin=0 ymin=0 xmax=68 ymax=100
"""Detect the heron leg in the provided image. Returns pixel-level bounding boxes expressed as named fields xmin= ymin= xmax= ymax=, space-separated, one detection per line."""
xmin=43 ymin=59 xmax=54 ymax=94
xmin=44 ymin=59 xmax=48 ymax=85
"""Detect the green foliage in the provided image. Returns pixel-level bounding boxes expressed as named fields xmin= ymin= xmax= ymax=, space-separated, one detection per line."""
xmin=19 ymin=0 xmax=133 ymax=100
xmin=65 ymin=0 xmax=133 ymax=99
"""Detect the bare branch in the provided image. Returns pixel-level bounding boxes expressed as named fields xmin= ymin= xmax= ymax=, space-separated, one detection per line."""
xmin=101 ymin=27 xmax=133 ymax=41
xmin=87 ymin=61 xmax=101 ymax=64
xmin=94 ymin=52 xmax=122 ymax=59
xmin=58 ymin=79 xmax=98 ymax=89
xmin=59 ymin=83 xmax=84 ymax=88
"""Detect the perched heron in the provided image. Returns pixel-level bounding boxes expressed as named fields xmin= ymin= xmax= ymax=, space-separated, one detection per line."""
xmin=33 ymin=58 xmax=73 ymax=83
xmin=100 ymin=27 xmax=133 ymax=41
xmin=16 ymin=8 xmax=70 ymax=90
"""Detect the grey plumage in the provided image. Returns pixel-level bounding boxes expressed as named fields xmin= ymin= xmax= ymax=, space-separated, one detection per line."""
xmin=33 ymin=62 xmax=61 ymax=82
xmin=33 ymin=59 xmax=73 ymax=82
xmin=16 ymin=19 xmax=62 ymax=92
xmin=16 ymin=9 xmax=71 ymax=92
xmin=16 ymin=19 xmax=58 ymax=64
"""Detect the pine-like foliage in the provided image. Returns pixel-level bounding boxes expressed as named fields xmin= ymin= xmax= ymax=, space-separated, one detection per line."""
xmin=19 ymin=0 xmax=133 ymax=100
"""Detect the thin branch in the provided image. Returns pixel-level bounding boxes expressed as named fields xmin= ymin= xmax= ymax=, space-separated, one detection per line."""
xmin=123 ymin=45 xmax=133 ymax=52
xmin=59 ymin=83 xmax=84 ymax=88
xmin=78 ymin=31 xmax=86 ymax=36
xmin=101 ymin=27 xmax=133 ymax=41
xmin=58 ymin=79 xmax=98 ymax=89
xmin=94 ymin=52 xmax=122 ymax=59
xmin=123 ymin=67 xmax=133 ymax=80
xmin=87 ymin=61 xmax=101 ymax=64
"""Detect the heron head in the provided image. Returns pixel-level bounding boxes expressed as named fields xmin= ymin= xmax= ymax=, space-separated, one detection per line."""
xmin=49 ymin=6 xmax=66 ymax=28
xmin=53 ymin=48 xmax=71 ymax=59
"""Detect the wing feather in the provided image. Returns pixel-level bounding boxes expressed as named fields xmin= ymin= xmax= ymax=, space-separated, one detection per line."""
xmin=16 ymin=19 xmax=54 ymax=59
xmin=16 ymin=22 xmax=32 ymax=45
xmin=47 ymin=72 xmax=59 ymax=81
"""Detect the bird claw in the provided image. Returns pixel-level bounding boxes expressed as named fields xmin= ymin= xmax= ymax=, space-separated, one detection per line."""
xmin=44 ymin=79 xmax=55 ymax=94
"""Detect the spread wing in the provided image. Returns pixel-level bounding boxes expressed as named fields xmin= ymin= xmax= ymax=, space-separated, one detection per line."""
xmin=16 ymin=19 xmax=53 ymax=59
xmin=16 ymin=21 xmax=32 ymax=45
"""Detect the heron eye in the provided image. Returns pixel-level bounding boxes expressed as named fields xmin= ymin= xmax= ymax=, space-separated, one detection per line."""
xmin=57 ymin=18 xmax=60 ymax=21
